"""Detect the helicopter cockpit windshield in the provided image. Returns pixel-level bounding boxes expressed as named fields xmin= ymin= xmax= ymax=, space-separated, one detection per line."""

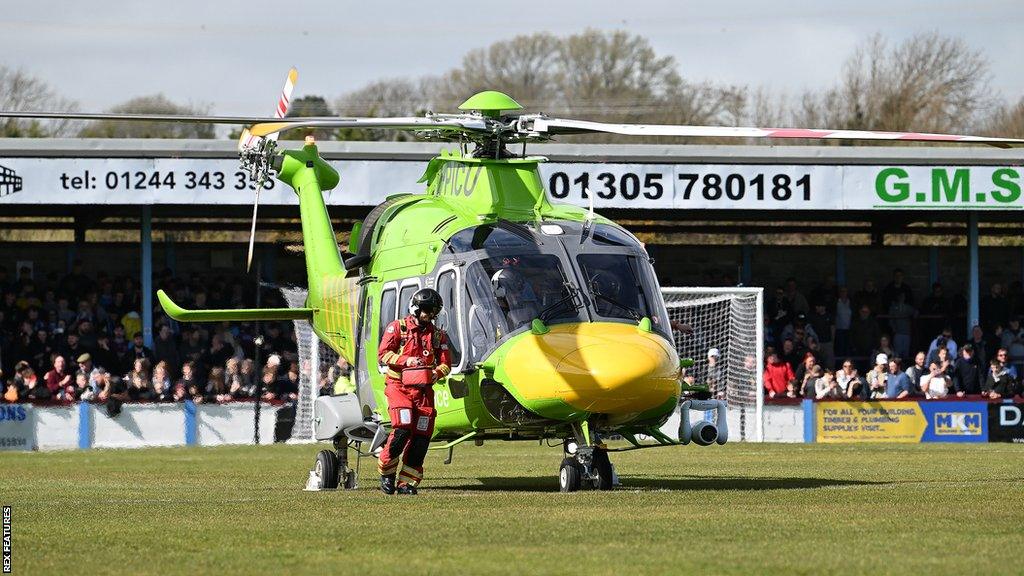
xmin=443 ymin=220 xmax=671 ymax=363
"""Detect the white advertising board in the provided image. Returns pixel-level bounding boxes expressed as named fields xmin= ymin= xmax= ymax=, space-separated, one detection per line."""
xmin=1 ymin=157 xmax=1021 ymax=211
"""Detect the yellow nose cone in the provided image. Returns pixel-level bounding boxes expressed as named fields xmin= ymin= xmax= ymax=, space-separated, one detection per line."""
xmin=503 ymin=322 xmax=680 ymax=415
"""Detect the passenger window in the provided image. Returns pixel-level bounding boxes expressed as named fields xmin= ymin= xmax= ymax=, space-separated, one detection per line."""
xmin=399 ymin=283 xmax=419 ymax=320
xmin=435 ymin=271 xmax=462 ymax=367
xmin=361 ymin=294 xmax=374 ymax=341
xmin=379 ymin=288 xmax=396 ymax=341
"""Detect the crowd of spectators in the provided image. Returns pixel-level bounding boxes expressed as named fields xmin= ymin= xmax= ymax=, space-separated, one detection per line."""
xmin=5 ymin=260 xmax=1024 ymax=408
xmin=762 ymin=270 xmax=1024 ymax=401
xmin=0 ymin=261 xmax=311 ymax=408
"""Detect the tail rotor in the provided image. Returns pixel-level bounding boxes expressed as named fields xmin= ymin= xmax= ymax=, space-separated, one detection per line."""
xmin=241 ymin=67 xmax=298 ymax=272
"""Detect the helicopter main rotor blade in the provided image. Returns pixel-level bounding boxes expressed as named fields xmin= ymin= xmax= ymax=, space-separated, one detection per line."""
xmin=0 ymin=111 xmax=281 ymax=124
xmin=523 ymin=117 xmax=1024 ymax=148
xmin=248 ymin=117 xmax=489 ymax=138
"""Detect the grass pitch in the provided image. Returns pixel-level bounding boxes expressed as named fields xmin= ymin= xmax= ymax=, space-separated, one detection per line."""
xmin=3 ymin=441 xmax=1022 ymax=575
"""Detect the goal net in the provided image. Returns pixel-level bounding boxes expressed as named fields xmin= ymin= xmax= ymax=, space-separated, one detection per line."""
xmin=285 ymin=286 xmax=763 ymax=443
xmin=281 ymin=287 xmax=340 ymax=443
xmin=660 ymin=287 xmax=764 ymax=442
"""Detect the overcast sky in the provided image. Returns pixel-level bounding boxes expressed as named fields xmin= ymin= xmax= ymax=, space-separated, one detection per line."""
xmin=2 ymin=0 xmax=1022 ymax=118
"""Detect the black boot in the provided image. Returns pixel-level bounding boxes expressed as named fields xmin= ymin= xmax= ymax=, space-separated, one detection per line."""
xmin=396 ymin=483 xmax=418 ymax=495
xmin=380 ymin=474 xmax=396 ymax=495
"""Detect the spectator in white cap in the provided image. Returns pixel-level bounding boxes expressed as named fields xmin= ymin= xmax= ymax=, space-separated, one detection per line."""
xmin=865 ymin=353 xmax=889 ymax=399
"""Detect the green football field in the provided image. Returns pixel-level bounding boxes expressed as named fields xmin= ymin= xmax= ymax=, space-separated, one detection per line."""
xmin=2 ymin=441 xmax=1022 ymax=575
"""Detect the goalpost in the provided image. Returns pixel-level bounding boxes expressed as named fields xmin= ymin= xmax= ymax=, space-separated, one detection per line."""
xmin=283 ymin=286 xmax=764 ymax=443
xmin=661 ymin=287 xmax=764 ymax=442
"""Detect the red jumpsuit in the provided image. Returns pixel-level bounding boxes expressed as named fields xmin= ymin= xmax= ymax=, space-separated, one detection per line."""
xmin=377 ymin=315 xmax=451 ymax=487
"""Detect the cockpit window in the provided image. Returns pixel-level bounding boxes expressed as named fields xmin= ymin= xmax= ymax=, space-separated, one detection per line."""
xmin=577 ymin=254 xmax=646 ymax=320
xmin=447 ymin=224 xmax=531 ymax=252
xmin=577 ymin=253 xmax=672 ymax=339
xmin=466 ymin=254 xmax=576 ymax=336
xmin=591 ymin=224 xmax=641 ymax=248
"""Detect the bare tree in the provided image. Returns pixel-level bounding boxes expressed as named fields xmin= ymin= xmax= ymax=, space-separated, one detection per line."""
xmin=432 ymin=32 xmax=562 ymax=112
xmin=0 ymin=66 xmax=78 ymax=137
xmin=556 ymin=29 xmax=681 ymax=119
xmin=335 ymin=78 xmax=435 ymax=141
xmin=795 ymin=33 xmax=992 ymax=134
xmin=982 ymin=97 xmax=1024 ymax=138
xmin=78 ymin=94 xmax=214 ymax=138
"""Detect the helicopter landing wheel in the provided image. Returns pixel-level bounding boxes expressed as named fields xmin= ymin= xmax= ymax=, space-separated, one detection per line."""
xmin=559 ymin=457 xmax=583 ymax=493
xmin=314 ymin=449 xmax=340 ymax=490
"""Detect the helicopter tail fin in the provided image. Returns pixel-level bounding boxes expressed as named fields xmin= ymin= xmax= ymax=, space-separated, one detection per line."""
xmin=157 ymin=290 xmax=314 ymax=322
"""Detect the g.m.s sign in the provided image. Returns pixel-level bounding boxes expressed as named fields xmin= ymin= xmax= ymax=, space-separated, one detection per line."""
xmin=875 ymin=167 xmax=1021 ymax=209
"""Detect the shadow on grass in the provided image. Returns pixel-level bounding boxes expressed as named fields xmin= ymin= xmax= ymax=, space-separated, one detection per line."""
xmin=431 ymin=475 xmax=884 ymax=492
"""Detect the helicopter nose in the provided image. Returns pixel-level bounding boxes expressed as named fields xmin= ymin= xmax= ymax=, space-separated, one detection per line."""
xmin=502 ymin=322 xmax=680 ymax=416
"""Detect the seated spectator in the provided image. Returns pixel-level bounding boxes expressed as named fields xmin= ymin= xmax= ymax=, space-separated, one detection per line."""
xmin=1001 ymin=317 xmax=1024 ymax=375
xmin=204 ymin=367 xmax=232 ymax=403
xmin=884 ymin=358 xmax=913 ymax=399
xmin=226 ymin=357 xmax=254 ymax=399
xmin=886 ymin=292 xmax=916 ymax=360
xmin=904 ymin=352 xmax=927 ymax=396
xmin=815 ymin=369 xmax=844 ymax=399
xmin=836 ymin=359 xmax=864 ymax=398
xmin=151 ymin=361 xmax=172 ymax=397
xmin=259 ymin=367 xmax=278 ymax=401
xmin=75 ymin=353 xmax=104 ymax=394
xmin=871 ymin=335 xmax=896 ymax=368
xmin=927 ymin=327 xmax=958 ymax=365
xmin=834 ymin=286 xmax=853 ymax=357
xmin=865 ymin=354 xmax=889 ymax=399
xmin=151 ymin=371 xmax=174 ymax=402
xmin=129 ymin=327 xmax=154 ymax=362
xmin=951 ymin=344 xmax=982 ymax=397
xmin=920 ymin=361 xmax=951 ymax=399
xmin=849 ymin=305 xmax=881 ymax=358
xmin=127 ymin=371 xmax=156 ymax=402
xmin=779 ymin=338 xmax=801 ymax=372
xmin=793 ymin=352 xmax=816 ymax=389
xmin=763 ymin=351 xmax=796 ymax=400
xmin=933 ymin=347 xmax=953 ymax=378
xmin=966 ymin=325 xmax=991 ymax=369
xmin=64 ymin=372 xmax=93 ymax=401
xmin=275 ymin=363 xmax=300 ymax=402
xmin=994 ymin=348 xmax=1019 ymax=381
xmin=983 ymin=357 xmax=1019 ymax=399
xmin=800 ymin=364 xmax=822 ymax=398
xmin=44 ymin=355 xmax=72 ymax=397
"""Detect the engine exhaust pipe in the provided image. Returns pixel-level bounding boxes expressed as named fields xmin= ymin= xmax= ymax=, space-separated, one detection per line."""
xmin=690 ymin=421 xmax=718 ymax=446
xmin=678 ymin=399 xmax=729 ymax=445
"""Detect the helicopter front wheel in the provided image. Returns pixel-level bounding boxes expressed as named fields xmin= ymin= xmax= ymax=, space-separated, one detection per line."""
xmin=558 ymin=457 xmax=583 ymax=492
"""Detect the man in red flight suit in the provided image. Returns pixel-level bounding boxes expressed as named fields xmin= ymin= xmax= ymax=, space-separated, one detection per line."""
xmin=377 ymin=288 xmax=451 ymax=495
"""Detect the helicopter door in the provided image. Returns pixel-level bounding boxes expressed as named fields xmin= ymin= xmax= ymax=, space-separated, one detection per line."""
xmin=355 ymin=292 xmax=375 ymax=404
